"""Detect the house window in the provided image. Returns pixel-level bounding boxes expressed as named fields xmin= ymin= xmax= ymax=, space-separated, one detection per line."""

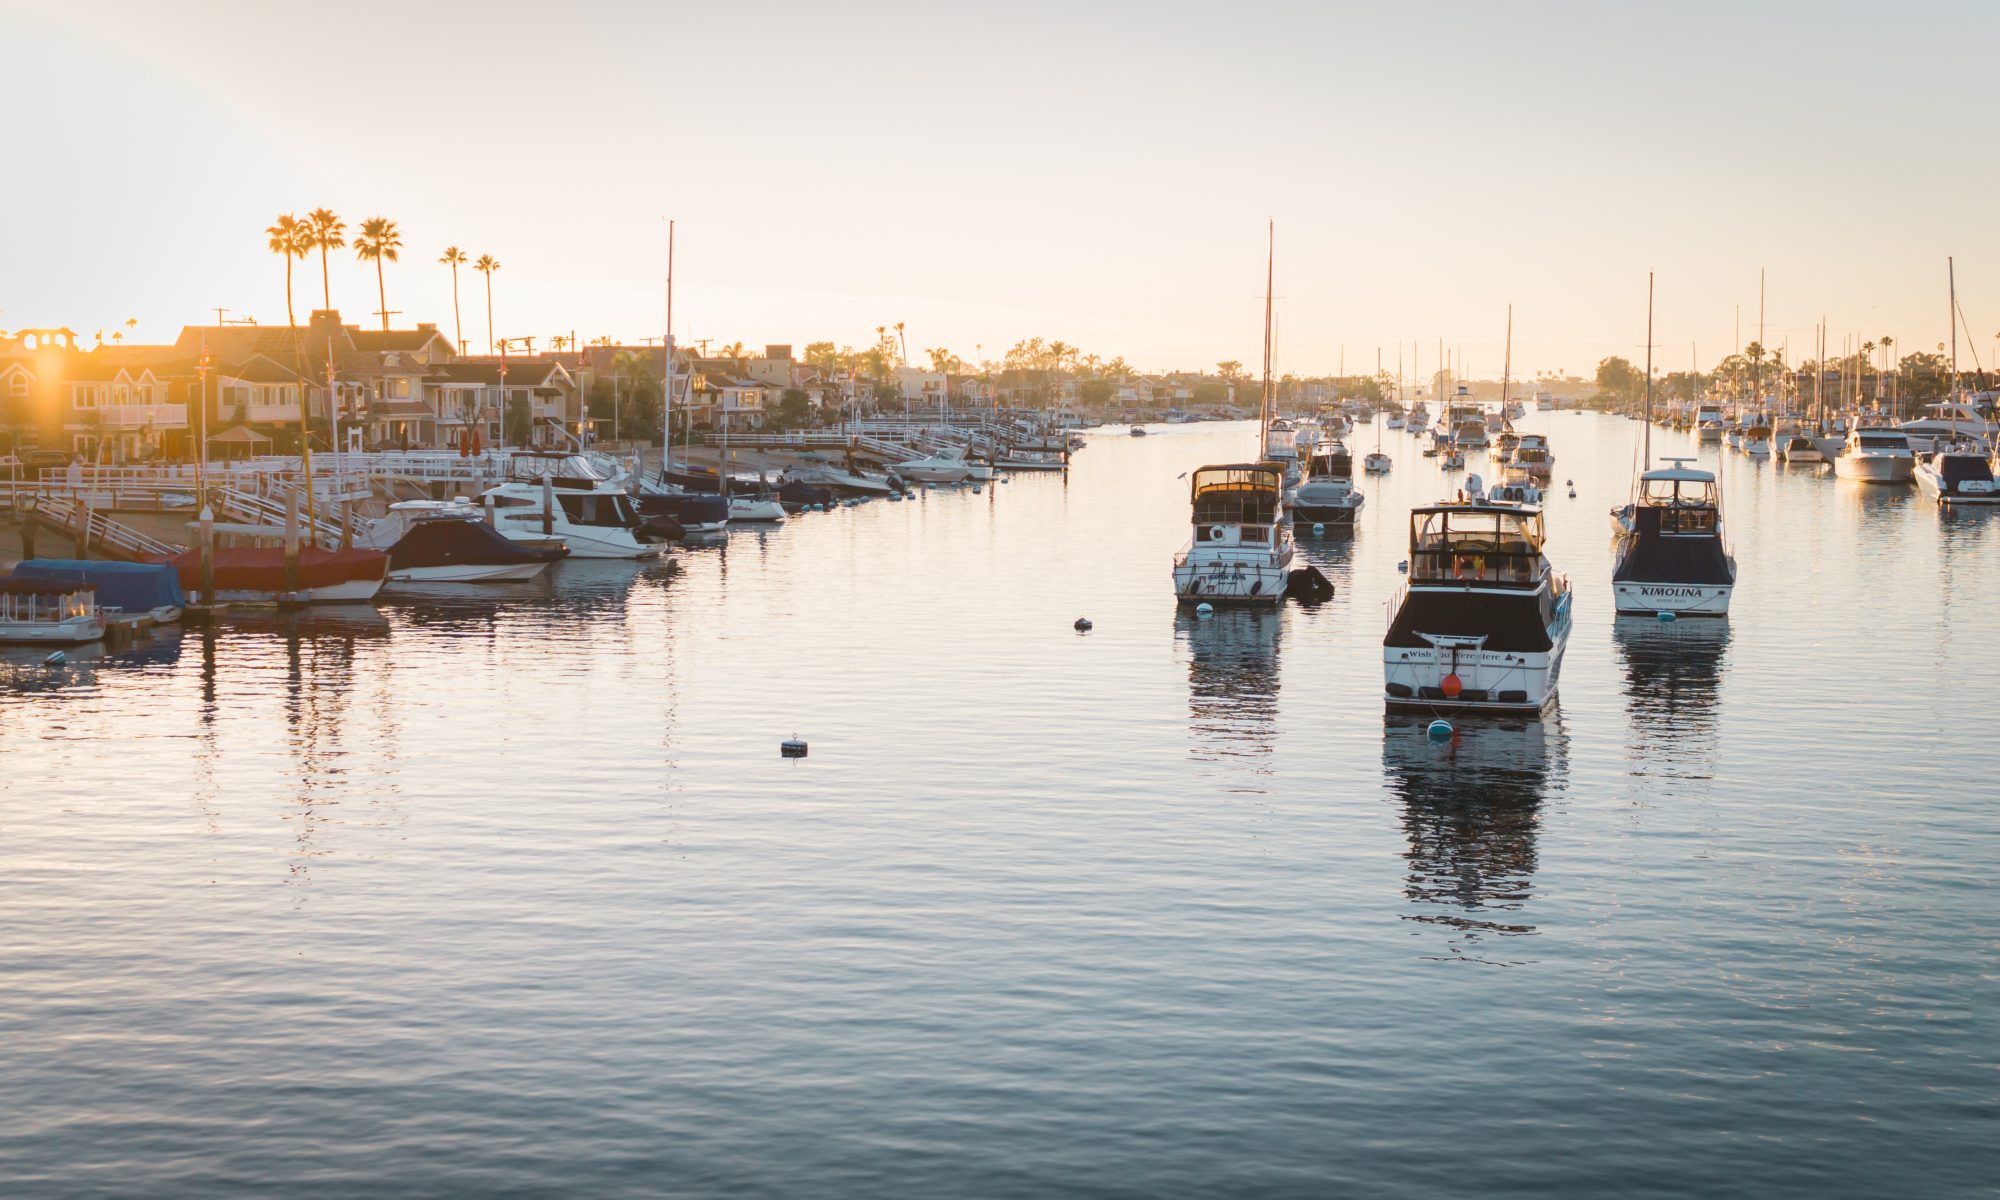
xmin=6 ymin=375 xmax=25 ymax=397
xmin=71 ymin=385 xmax=98 ymax=409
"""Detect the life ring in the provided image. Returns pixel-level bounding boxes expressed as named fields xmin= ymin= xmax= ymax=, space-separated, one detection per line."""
xmin=1208 ymin=526 xmax=1226 ymax=541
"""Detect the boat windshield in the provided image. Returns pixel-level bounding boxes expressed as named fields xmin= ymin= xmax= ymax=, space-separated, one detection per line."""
xmin=1408 ymin=507 xmax=1545 ymax=584
xmin=1191 ymin=466 xmax=1282 ymax=524
xmin=558 ymin=493 xmax=637 ymax=527
xmin=1638 ymin=475 xmax=1719 ymax=506
xmin=1858 ymin=433 xmax=1909 ymax=451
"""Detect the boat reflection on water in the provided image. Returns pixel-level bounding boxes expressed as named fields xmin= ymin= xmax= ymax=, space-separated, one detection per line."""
xmin=1381 ymin=711 xmax=1569 ymax=957
xmin=1177 ymin=606 xmax=1282 ymax=780
xmin=1613 ymin=616 xmax=1730 ymax=785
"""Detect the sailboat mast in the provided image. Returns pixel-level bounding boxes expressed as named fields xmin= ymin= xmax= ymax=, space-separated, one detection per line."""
xmin=1948 ymin=255 xmax=1959 ymax=399
xmin=1260 ymin=220 xmax=1275 ymax=448
xmin=1501 ymin=304 xmax=1513 ymax=411
xmin=663 ymin=219 xmax=675 ymax=478
xmin=1643 ymin=273 xmax=1654 ymax=466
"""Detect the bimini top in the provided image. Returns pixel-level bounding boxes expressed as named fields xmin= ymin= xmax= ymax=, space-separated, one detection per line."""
xmin=1190 ymin=463 xmax=1284 ymax=523
xmin=1638 ymin=465 xmax=1716 ymax=484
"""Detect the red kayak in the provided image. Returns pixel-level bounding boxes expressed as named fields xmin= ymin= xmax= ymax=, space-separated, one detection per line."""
xmin=154 ymin=547 xmax=389 ymax=602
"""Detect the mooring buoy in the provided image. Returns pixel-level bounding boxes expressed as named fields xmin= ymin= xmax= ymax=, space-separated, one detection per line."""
xmin=1074 ymin=617 xmax=1092 ymax=631
xmin=1195 ymin=602 xmax=1214 ymax=618
xmin=1427 ymin=719 xmax=1453 ymax=740
xmin=781 ymin=737 xmax=808 ymax=758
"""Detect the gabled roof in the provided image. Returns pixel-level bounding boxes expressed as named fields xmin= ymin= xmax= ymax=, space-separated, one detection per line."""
xmin=350 ymin=326 xmax=449 ymax=354
xmin=216 ymin=353 xmax=308 ymax=384
xmin=430 ymin=359 xmax=572 ymax=387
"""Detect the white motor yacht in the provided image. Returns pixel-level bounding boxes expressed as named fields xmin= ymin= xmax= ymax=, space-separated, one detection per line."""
xmin=1172 ymin=463 xmax=1295 ymax=605
xmin=1900 ymin=401 xmax=1999 ymax=454
xmin=480 ymin=482 xmax=670 ymax=558
xmin=1695 ymin=404 xmax=1725 ymax=443
xmin=1777 ymin=435 xmax=1825 ymax=465
xmin=1611 ymin=458 xmax=1735 ymax=617
xmin=1514 ymin=433 xmax=1554 ymax=479
xmin=1383 ymin=491 xmax=1571 ymax=713
xmin=893 ymin=452 xmax=974 ymax=484
xmin=1364 ymin=451 xmax=1392 ymax=474
xmin=1914 ymin=442 xmax=2000 ymax=506
xmin=1835 ymin=427 xmax=1915 ymax=483
xmin=358 ymin=499 xmax=568 ymax=581
xmin=1291 ymin=439 xmax=1365 ymax=527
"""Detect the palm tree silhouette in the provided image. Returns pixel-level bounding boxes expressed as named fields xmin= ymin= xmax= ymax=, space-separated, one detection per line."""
xmin=305 ymin=209 xmax=345 ymax=312
xmin=474 ymin=256 xmax=501 ymax=354
xmin=439 ymin=247 xmax=468 ymax=352
xmin=266 ymin=213 xmax=309 ymax=327
xmin=353 ymin=217 xmax=403 ymax=331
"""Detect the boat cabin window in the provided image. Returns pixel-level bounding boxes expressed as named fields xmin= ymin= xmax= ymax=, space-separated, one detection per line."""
xmin=1658 ymin=507 xmax=1717 ymax=534
xmin=1859 ymin=434 xmax=1908 ymax=451
xmin=558 ymin=493 xmax=636 ymax=527
xmin=1408 ymin=508 xmax=1544 ymax=584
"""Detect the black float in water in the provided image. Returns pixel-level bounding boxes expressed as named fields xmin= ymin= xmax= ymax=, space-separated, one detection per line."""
xmin=781 ymin=737 xmax=808 ymax=758
xmin=1074 ymin=617 xmax=1092 ymax=632
xmin=1285 ymin=565 xmax=1335 ymax=603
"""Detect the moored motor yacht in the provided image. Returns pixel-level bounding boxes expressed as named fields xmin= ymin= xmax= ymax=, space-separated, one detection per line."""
xmin=1291 ymin=439 xmax=1365 ymax=527
xmin=1742 ymin=424 xmax=1773 ymax=458
xmin=1513 ymin=433 xmax=1554 ymax=480
xmin=1364 ymin=451 xmax=1392 ymax=474
xmin=894 ymin=451 xmax=974 ymax=483
xmin=1914 ymin=441 xmax=2000 ymax=506
xmin=1382 ymin=490 xmax=1571 ymax=713
xmin=1836 ymin=426 xmax=1916 ymax=483
xmin=481 ymin=481 xmax=672 ymax=558
xmin=1777 ymin=435 xmax=1825 ymax=464
xmin=1611 ymin=458 xmax=1736 ymax=617
xmin=1695 ymin=403 xmax=1725 ymax=443
xmin=1900 ymin=401 xmax=1999 ymax=454
xmin=358 ymin=499 xmax=568 ymax=582
xmin=1172 ymin=463 xmax=1295 ymax=605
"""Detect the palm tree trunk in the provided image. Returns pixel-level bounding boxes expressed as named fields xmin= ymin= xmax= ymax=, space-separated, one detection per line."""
xmin=285 ymin=256 xmax=296 ymax=328
xmin=450 ymin=266 xmax=462 ymax=354
xmin=319 ymin=246 xmax=331 ymax=311
xmin=376 ymin=257 xmax=388 ymax=331
xmin=484 ymin=276 xmax=494 ymax=355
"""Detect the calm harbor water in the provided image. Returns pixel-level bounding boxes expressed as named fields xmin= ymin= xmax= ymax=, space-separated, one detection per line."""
xmin=3 ymin=414 xmax=1996 ymax=1197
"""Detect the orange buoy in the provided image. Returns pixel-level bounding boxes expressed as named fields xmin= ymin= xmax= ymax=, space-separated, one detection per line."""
xmin=1441 ymin=673 xmax=1463 ymax=699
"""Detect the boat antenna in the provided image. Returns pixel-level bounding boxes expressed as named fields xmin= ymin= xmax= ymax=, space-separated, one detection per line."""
xmin=1643 ymin=272 xmax=1654 ymax=467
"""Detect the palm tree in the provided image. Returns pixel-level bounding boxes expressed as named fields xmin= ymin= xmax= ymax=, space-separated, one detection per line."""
xmin=550 ymin=334 xmax=569 ymax=352
xmin=304 ymin=208 xmax=345 ymax=312
xmin=439 ymin=246 xmax=468 ymax=352
xmin=353 ymin=217 xmax=402 ymax=331
xmin=266 ymin=213 xmax=309 ymax=327
xmin=473 ymin=255 xmax=500 ymax=353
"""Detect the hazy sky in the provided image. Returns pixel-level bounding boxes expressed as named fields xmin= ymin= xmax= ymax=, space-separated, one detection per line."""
xmin=5 ymin=0 xmax=1997 ymax=378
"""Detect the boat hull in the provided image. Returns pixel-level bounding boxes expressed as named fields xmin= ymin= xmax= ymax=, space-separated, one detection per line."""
xmin=1383 ymin=589 xmax=1570 ymax=714
xmin=1837 ymin=455 xmax=1914 ymax=483
xmin=1172 ymin=559 xmax=1290 ymax=605
xmin=0 ymin=616 xmax=106 ymax=644
xmin=1292 ymin=502 xmax=1362 ymax=525
xmin=389 ymin=561 xmax=553 ymax=583
xmin=1613 ymin=581 xmax=1733 ymax=617
xmin=1915 ymin=467 xmax=2000 ymax=505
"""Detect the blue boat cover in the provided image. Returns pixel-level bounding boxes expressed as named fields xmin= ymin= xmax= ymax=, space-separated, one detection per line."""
xmin=12 ymin=559 xmax=185 ymax=612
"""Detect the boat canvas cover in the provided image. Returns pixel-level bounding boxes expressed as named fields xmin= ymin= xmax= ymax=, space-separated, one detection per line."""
xmin=154 ymin=547 xmax=388 ymax=592
xmin=1385 ymin=589 xmax=1554 ymax=653
xmin=12 ymin=560 xmax=183 ymax=612
xmin=1937 ymin=454 xmax=1996 ymax=487
xmin=1611 ymin=508 xmax=1733 ymax=585
xmin=390 ymin=520 xmax=565 ymax=570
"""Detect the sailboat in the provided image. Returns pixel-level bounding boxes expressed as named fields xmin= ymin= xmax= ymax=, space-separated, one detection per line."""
xmin=1172 ymin=223 xmax=1297 ymax=604
xmin=1610 ymin=274 xmax=1737 ymax=616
